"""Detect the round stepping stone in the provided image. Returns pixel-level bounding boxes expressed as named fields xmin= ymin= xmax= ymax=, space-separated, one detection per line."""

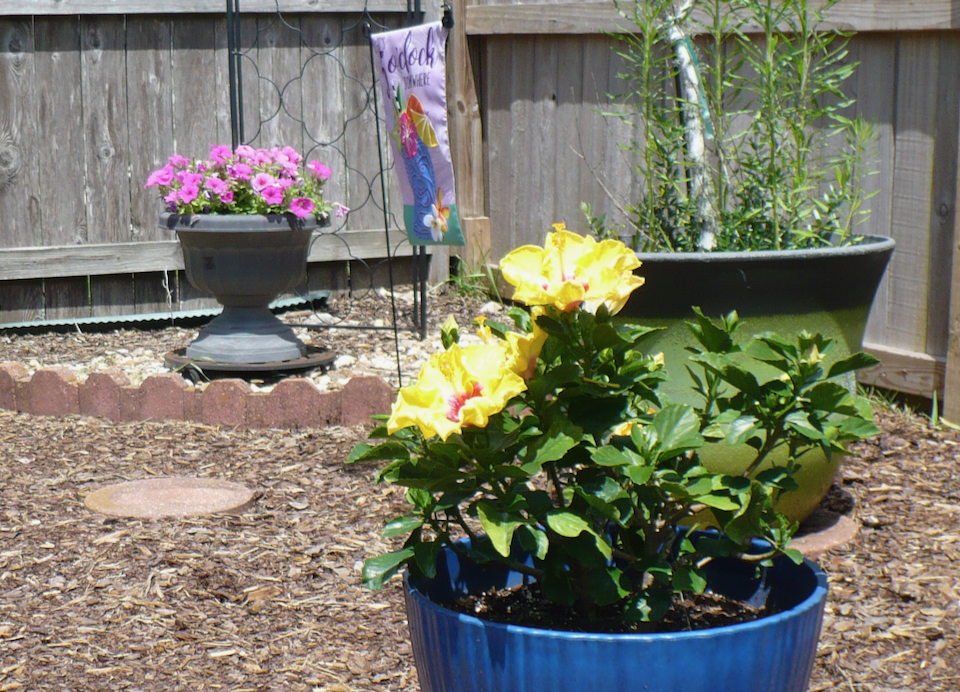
xmin=85 ymin=477 xmax=255 ymax=519
xmin=790 ymin=508 xmax=859 ymax=559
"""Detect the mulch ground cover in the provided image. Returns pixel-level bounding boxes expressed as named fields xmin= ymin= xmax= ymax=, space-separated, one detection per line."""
xmin=0 ymin=290 xmax=958 ymax=691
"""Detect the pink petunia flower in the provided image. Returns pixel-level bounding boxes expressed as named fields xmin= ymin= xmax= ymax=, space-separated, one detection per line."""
xmin=163 ymin=189 xmax=179 ymax=204
xmin=145 ymin=164 xmax=175 ymax=188
xmin=289 ymin=197 xmax=315 ymax=218
xmin=307 ymin=160 xmax=331 ymax=181
xmin=169 ymin=154 xmax=190 ymax=168
xmin=251 ymin=172 xmax=276 ymax=191
xmin=179 ymin=183 xmax=200 ymax=204
xmin=178 ymin=171 xmax=203 ymax=187
xmin=235 ymin=144 xmax=256 ymax=160
xmin=209 ymin=145 xmax=232 ymax=164
xmin=261 ymin=186 xmax=284 ymax=206
xmin=334 ymin=203 xmax=350 ymax=218
xmin=228 ymin=163 xmax=252 ymax=181
xmin=281 ymin=146 xmax=302 ymax=166
xmin=219 ymin=189 xmax=234 ymax=205
xmin=205 ymin=177 xmax=228 ymax=194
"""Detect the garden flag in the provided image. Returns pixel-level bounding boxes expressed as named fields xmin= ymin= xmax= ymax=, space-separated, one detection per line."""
xmin=372 ymin=22 xmax=464 ymax=246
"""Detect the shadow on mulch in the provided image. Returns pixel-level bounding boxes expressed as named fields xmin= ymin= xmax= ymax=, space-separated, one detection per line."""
xmin=0 ymin=395 xmax=958 ymax=690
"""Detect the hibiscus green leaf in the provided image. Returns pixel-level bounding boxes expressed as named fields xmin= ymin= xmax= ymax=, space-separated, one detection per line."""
xmin=591 ymin=446 xmax=630 ymax=467
xmin=516 ymin=525 xmax=550 ymax=560
xmin=827 ymin=352 xmax=880 ymax=379
xmin=592 ymin=323 xmax=627 ymax=350
xmin=523 ymin=422 xmax=582 ymax=470
xmin=413 ymin=540 xmax=443 ymax=579
xmin=653 ymin=404 xmax=704 ymax=459
xmin=382 ymin=515 xmax=424 ymax=539
xmin=476 ymin=501 xmax=525 ymax=557
xmin=672 ymin=564 xmax=708 ymax=593
xmin=686 ymin=307 xmax=738 ymax=353
xmin=785 ymin=411 xmax=825 ymax=439
xmin=723 ymin=414 xmax=761 ymax=446
xmin=346 ymin=440 xmax=410 ymax=464
xmin=807 ymin=382 xmax=858 ymax=414
xmin=838 ymin=416 xmax=881 ymax=439
xmin=782 ymin=547 xmax=805 ymax=565
xmin=361 ymin=548 xmax=415 ymax=590
xmin=625 ymin=465 xmax=654 ymax=485
xmin=506 ymin=307 xmax=532 ymax=332
xmin=720 ymin=364 xmax=762 ymax=397
xmin=697 ymin=493 xmax=741 ymax=511
xmin=546 ymin=510 xmax=590 ymax=537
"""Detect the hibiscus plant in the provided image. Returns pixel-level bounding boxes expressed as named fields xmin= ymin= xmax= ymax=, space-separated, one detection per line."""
xmin=349 ymin=226 xmax=879 ymax=629
xmin=145 ymin=145 xmax=336 ymax=220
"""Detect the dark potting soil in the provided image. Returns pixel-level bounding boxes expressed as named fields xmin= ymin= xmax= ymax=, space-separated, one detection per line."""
xmin=451 ymin=582 xmax=768 ymax=634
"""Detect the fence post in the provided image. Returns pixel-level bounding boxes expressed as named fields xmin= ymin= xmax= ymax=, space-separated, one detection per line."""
xmin=447 ymin=0 xmax=491 ymax=269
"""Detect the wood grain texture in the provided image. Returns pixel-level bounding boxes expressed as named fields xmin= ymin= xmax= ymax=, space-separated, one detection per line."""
xmin=172 ymin=17 xmax=221 ymax=160
xmin=82 ymin=17 xmax=133 ymax=317
xmin=252 ymin=13 xmax=304 ymax=151
xmin=860 ymin=342 xmax=945 ymax=400
xmin=856 ymin=35 xmax=897 ymax=348
xmin=300 ymin=15 xmax=346 ymax=212
xmin=448 ymin=0 xmax=489 ymax=267
xmin=465 ymin=1 xmax=960 ymax=36
xmin=924 ymin=34 xmax=960 ymax=359
xmin=886 ymin=35 xmax=938 ymax=353
xmin=340 ymin=15 xmax=395 ymax=236
xmin=126 ymin=16 xmax=173 ymax=242
xmin=35 ymin=17 xmax=89 ymax=320
xmin=0 ymin=20 xmax=40 ymax=250
xmin=0 ymin=23 xmax=44 ymax=329
xmin=0 ymin=229 xmax=415 ymax=281
xmin=0 ymin=0 xmax=408 ymax=16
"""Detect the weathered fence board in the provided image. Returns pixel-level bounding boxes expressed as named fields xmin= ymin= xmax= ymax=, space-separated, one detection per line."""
xmin=0 ymin=9 xmax=428 ymax=326
xmin=465 ymin=0 xmax=960 ymax=36
xmin=478 ymin=23 xmax=960 ymax=401
xmin=84 ymin=16 xmax=132 ymax=317
xmin=0 ymin=0 xmax=408 ymax=16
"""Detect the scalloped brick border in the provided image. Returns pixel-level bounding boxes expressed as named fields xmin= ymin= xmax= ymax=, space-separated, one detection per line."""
xmin=0 ymin=363 xmax=392 ymax=430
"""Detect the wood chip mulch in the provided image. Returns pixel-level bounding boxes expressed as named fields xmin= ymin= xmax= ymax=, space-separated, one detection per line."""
xmin=0 ymin=302 xmax=957 ymax=690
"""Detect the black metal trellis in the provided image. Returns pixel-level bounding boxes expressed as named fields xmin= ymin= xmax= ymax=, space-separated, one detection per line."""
xmin=223 ymin=0 xmax=435 ymax=386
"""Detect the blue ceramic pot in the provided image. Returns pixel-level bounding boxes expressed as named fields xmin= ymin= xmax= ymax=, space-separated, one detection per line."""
xmin=404 ymin=541 xmax=828 ymax=692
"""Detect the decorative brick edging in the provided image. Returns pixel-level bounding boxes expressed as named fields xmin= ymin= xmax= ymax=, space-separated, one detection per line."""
xmin=0 ymin=363 xmax=392 ymax=429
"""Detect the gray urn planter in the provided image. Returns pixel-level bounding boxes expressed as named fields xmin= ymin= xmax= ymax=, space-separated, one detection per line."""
xmin=162 ymin=212 xmax=321 ymax=364
xmin=619 ymin=235 xmax=895 ymax=521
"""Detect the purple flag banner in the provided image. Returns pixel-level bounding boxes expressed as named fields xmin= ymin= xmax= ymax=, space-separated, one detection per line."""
xmin=372 ymin=22 xmax=464 ymax=246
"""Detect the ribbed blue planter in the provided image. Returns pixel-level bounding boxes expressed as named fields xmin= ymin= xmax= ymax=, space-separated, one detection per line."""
xmin=404 ymin=543 xmax=828 ymax=692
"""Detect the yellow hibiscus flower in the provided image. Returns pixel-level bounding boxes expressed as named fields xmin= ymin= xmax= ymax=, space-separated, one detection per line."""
xmin=387 ymin=342 xmax=526 ymax=440
xmin=500 ymin=224 xmax=644 ymax=313
xmin=505 ymin=307 xmax=548 ymax=379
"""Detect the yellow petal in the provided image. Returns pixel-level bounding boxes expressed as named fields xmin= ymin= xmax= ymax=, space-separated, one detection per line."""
xmin=386 ymin=343 xmax=525 ymax=440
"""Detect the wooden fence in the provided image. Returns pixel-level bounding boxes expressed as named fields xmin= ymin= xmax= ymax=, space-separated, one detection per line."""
xmin=0 ymin=0 xmax=437 ymax=327
xmin=456 ymin=0 xmax=960 ymax=414
xmin=3 ymin=0 xmax=960 ymax=416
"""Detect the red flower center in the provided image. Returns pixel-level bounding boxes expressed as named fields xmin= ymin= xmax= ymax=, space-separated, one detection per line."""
xmin=446 ymin=383 xmax=485 ymax=422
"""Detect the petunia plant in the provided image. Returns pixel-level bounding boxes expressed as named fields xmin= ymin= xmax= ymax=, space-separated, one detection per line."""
xmin=350 ymin=225 xmax=880 ymax=629
xmin=145 ymin=145 xmax=334 ymax=220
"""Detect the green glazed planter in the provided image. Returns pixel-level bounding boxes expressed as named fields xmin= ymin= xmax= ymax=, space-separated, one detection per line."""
xmin=619 ymin=235 xmax=895 ymax=521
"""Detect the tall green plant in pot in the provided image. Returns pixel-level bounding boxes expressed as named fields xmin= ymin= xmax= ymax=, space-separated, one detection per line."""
xmin=586 ymin=0 xmax=895 ymax=519
xmin=350 ymin=228 xmax=880 ymax=692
